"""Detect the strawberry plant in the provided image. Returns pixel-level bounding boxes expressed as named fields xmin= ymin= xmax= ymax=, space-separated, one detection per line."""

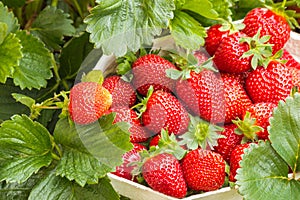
xmin=0 ymin=0 xmax=300 ymax=200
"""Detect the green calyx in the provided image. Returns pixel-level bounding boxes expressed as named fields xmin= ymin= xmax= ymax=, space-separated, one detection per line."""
xmin=81 ymin=70 xmax=104 ymax=85
xmin=131 ymin=86 xmax=154 ymax=118
xmin=217 ymin=19 xmax=245 ymax=35
xmin=232 ymin=112 xmax=263 ymax=143
xmin=166 ymin=51 xmax=217 ymax=81
xmin=179 ymin=115 xmax=224 ymax=150
xmin=240 ymin=28 xmax=274 ymax=69
xmin=272 ymin=0 xmax=300 ymax=29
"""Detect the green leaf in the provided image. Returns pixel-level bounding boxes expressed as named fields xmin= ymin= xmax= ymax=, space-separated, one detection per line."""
xmin=0 ymin=169 xmax=47 ymax=200
xmin=56 ymin=147 xmax=112 ymax=187
xmin=0 ymin=115 xmax=54 ymax=183
xmin=59 ymin=32 xmax=93 ymax=80
xmin=30 ymin=6 xmax=76 ymax=51
xmin=182 ymin=0 xmax=218 ymax=19
xmin=0 ymin=2 xmax=19 ymax=34
xmin=236 ymin=141 xmax=300 ymax=200
xmin=12 ymin=31 xmax=53 ymax=90
xmin=0 ymin=22 xmax=7 ymax=45
xmin=169 ymin=11 xmax=206 ymax=50
xmin=0 ymin=33 xmax=22 ymax=83
xmin=28 ymin=172 xmax=119 ymax=200
xmin=11 ymin=93 xmax=36 ymax=109
xmin=269 ymin=93 xmax=300 ymax=173
xmin=54 ymin=115 xmax=132 ymax=186
xmin=84 ymin=0 xmax=175 ymax=56
xmin=76 ymin=113 xmax=133 ymax=167
xmin=1 ymin=0 xmax=26 ymax=8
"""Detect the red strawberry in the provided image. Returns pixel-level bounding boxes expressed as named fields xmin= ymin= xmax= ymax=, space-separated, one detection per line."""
xmin=205 ymin=24 xmax=230 ymax=56
xmin=106 ymin=107 xmax=149 ymax=143
xmin=242 ymin=8 xmax=290 ymax=53
xmin=102 ymin=75 xmax=136 ymax=108
xmin=68 ymin=82 xmax=112 ymax=124
xmin=132 ymin=54 xmax=177 ymax=96
xmin=112 ymin=143 xmax=146 ymax=180
xmin=149 ymin=134 xmax=161 ymax=148
xmin=214 ymin=124 xmax=243 ymax=163
xmin=141 ymin=89 xmax=189 ymax=135
xmin=229 ymin=143 xmax=251 ymax=182
xmin=181 ymin=149 xmax=225 ymax=191
xmin=213 ymin=31 xmax=251 ymax=73
xmin=176 ymin=70 xmax=226 ymax=123
xmin=221 ymin=73 xmax=252 ymax=124
xmin=288 ymin=67 xmax=300 ymax=88
xmin=244 ymin=102 xmax=277 ymax=140
xmin=281 ymin=49 xmax=300 ymax=69
xmin=142 ymin=153 xmax=187 ymax=198
xmin=245 ymin=61 xmax=293 ymax=104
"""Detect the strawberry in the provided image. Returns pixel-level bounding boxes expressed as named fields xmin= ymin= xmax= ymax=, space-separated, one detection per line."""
xmin=281 ymin=49 xmax=300 ymax=69
xmin=242 ymin=7 xmax=290 ymax=53
xmin=140 ymin=88 xmax=189 ymax=135
xmin=181 ymin=149 xmax=225 ymax=191
xmin=221 ymin=73 xmax=252 ymax=124
xmin=214 ymin=124 xmax=243 ymax=163
xmin=288 ymin=67 xmax=300 ymax=89
xmin=68 ymin=82 xmax=112 ymax=124
xmin=205 ymin=24 xmax=230 ymax=56
xmin=102 ymin=75 xmax=136 ymax=108
xmin=149 ymin=134 xmax=161 ymax=148
xmin=243 ymin=102 xmax=277 ymax=140
xmin=245 ymin=61 xmax=293 ymax=104
xmin=132 ymin=54 xmax=177 ymax=96
xmin=112 ymin=143 xmax=146 ymax=180
xmin=213 ymin=32 xmax=251 ymax=73
xmin=176 ymin=70 xmax=226 ymax=123
xmin=229 ymin=143 xmax=251 ymax=182
xmin=105 ymin=107 xmax=149 ymax=143
xmin=142 ymin=153 xmax=187 ymax=198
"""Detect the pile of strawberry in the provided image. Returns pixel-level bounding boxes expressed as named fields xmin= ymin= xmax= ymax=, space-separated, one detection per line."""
xmin=67 ymin=7 xmax=300 ymax=199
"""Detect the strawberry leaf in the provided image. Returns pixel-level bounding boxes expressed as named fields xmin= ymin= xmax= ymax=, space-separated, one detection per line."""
xmin=0 ymin=33 xmax=22 ymax=83
xmin=269 ymin=93 xmax=300 ymax=173
xmin=169 ymin=11 xmax=206 ymax=50
xmin=30 ymin=6 xmax=76 ymax=51
xmin=54 ymin=114 xmax=132 ymax=186
xmin=181 ymin=0 xmax=218 ymax=19
xmin=0 ymin=22 xmax=7 ymax=45
xmin=84 ymin=0 xmax=175 ymax=57
xmin=28 ymin=172 xmax=119 ymax=200
xmin=236 ymin=141 xmax=300 ymax=200
xmin=12 ymin=31 xmax=53 ymax=90
xmin=0 ymin=2 xmax=19 ymax=35
xmin=59 ymin=32 xmax=93 ymax=81
xmin=0 ymin=115 xmax=54 ymax=183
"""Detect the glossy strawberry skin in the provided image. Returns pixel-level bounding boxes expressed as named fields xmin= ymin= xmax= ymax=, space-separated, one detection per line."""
xmin=176 ymin=70 xmax=226 ymax=123
xmin=244 ymin=102 xmax=277 ymax=140
xmin=142 ymin=90 xmax=189 ymax=135
xmin=242 ymin=8 xmax=290 ymax=53
xmin=142 ymin=153 xmax=187 ymax=198
xmin=205 ymin=24 xmax=230 ymax=56
xmin=213 ymin=31 xmax=251 ymax=73
xmin=112 ymin=143 xmax=146 ymax=180
xmin=106 ymin=107 xmax=149 ymax=143
xmin=222 ymin=73 xmax=252 ymax=124
xmin=214 ymin=124 xmax=243 ymax=163
xmin=102 ymin=75 xmax=137 ymax=108
xmin=245 ymin=61 xmax=293 ymax=104
xmin=181 ymin=149 xmax=225 ymax=191
xmin=288 ymin=67 xmax=300 ymax=88
xmin=229 ymin=143 xmax=251 ymax=182
xmin=132 ymin=54 xmax=177 ymax=96
xmin=68 ymin=82 xmax=112 ymax=125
